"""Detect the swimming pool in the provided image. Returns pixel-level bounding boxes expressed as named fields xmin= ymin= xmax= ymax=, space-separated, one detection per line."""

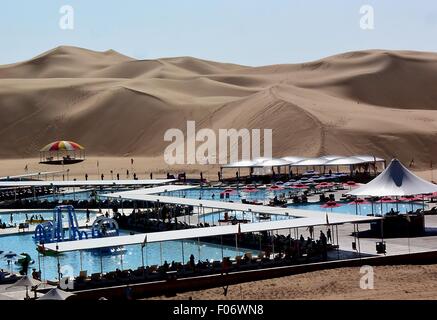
xmin=287 ymin=202 xmax=424 ymax=216
xmin=163 ymin=187 xmax=290 ymax=202
xmin=32 ymin=188 xmax=128 ymax=202
xmin=0 ymin=232 xmax=246 ymax=281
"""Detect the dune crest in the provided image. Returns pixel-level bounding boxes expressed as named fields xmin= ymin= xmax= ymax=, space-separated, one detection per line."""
xmin=0 ymin=46 xmax=437 ymax=168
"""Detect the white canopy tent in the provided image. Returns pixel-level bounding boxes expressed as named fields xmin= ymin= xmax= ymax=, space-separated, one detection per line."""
xmin=281 ymin=156 xmax=308 ymax=164
xmin=347 ymin=159 xmax=437 ymax=197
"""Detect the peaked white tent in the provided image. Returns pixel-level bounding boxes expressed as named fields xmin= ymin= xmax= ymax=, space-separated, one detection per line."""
xmin=347 ymin=159 xmax=437 ymax=197
xmin=37 ymin=288 xmax=75 ymax=300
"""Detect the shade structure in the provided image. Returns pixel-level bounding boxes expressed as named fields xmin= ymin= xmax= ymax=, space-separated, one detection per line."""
xmin=40 ymin=141 xmax=84 ymax=152
xmin=220 ymin=160 xmax=264 ymax=169
xmin=348 ymin=159 xmax=437 ymax=197
xmin=8 ymin=276 xmax=41 ymax=290
xmin=281 ymin=156 xmax=308 ymax=164
xmin=260 ymin=158 xmax=291 ymax=167
xmin=37 ymin=288 xmax=75 ymax=300
xmin=321 ymin=201 xmax=342 ymax=208
xmin=348 ymin=199 xmax=370 ymax=205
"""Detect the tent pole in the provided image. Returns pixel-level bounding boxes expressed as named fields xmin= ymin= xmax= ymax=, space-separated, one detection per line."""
xmin=79 ymin=250 xmax=83 ymax=271
xmin=100 ymin=249 xmax=103 ymax=274
xmin=141 ymin=245 xmax=144 ymax=269
xmin=336 ymin=225 xmax=340 ymax=260
xmin=357 ymin=224 xmax=362 ymax=259
xmin=160 ymin=242 xmax=163 ymax=265
xmin=181 ymin=241 xmax=185 ymax=265
xmin=221 ymin=235 xmax=224 ymax=261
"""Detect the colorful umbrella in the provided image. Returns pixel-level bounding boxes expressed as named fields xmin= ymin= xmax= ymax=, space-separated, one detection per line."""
xmin=268 ymin=185 xmax=284 ymax=191
xmin=242 ymin=187 xmax=258 ymax=193
xmin=349 ymin=198 xmax=370 ymax=215
xmin=315 ymin=182 xmax=333 ymax=189
xmin=290 ymin=183 xmax=308 ymax=189
xmin=345 ymin=181 xmax=357 ymax=186
xmin=40 ymin=141 xmax=84 ymax=152
xmin=321 ymin=201 xmax=342 ymax=208
xmin=348 ymin=198 xmax=370 ymax=205
xmin=379 ymin=196 xmax=396 ymax=203
xmin=220 ymin=189 xmax=236 ymax=195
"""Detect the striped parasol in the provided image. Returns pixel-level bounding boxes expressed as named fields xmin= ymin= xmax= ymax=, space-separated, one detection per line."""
xmin=40 ymin=141 xmax=84 ymax=152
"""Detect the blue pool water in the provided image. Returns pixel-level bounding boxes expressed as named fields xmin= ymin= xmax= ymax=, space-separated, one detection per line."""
xmin=163 ymin=187 xmax=289 ymax=202
xmin=0 ymin=210 xmax=95 ymax=225
xmin=288 ymin=202 xmax=424 ymax=216
xmin=34 ymin=188 xmax=126 ymax=202
xmin=0 ymin=232 xmax=247 ymax=281
xmin=198 ymin=211 xmax=294 ymax=225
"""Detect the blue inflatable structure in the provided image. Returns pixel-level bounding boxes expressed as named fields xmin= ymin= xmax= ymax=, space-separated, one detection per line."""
xmin=34 ymin=205 xmax=119 ymax=245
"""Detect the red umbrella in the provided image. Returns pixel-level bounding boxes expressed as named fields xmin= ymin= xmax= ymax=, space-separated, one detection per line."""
xmin=348 ymin=198 xmax=370 ymax=205
xmin=242 ymin=187 xmax=258 ymax=193
xmin=349 ymin=198 xmax=370 ymax=215
xmin=379 ymin=196 xmax=396 ymax=203
xmin=344 ymin=181 xmax=358 ymax=186
xmin=315 ymin=182 xmax=333 ymax=189
xmin=269 ymin=185 xmax=284 ymax=191
xmin=220 ymin=189 xmax=236 ymax=195
xmin=400 ymin=196 xmax=423 ymax=202
xmin=290 ymin=183 xmax=308 ymax=189
xmin=321 ymin=201 xmax=342 ymax=208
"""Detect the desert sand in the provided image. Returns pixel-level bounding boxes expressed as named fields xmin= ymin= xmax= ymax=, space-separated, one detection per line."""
xmin=1 ymin=46 xmax=437 ymax=172
xmin=148 ymin=265 xmax=437 ymax=300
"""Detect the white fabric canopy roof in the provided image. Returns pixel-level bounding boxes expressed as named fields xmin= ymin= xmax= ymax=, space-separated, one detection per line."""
xmin=222 ymin=156 xmax=385 ymax=169
xmin=325 ymin=157 xmax=370 ymax=166
xmin=281 ymin=156 xmax=308 ymax=164
xmin=44 ymin=213 xmax=379 ymax=253
xmin=348 ymin=159 xmax=437 ymax=196
xmin=221 ymin=160 xmax=264 ymax=168
xmin=292 ymin=158 xmax=332 ymax=166
xmin=37 ymin=288 xmax=75 ymax=300
xmin=260 ymin=158 xmax=291 ymax=167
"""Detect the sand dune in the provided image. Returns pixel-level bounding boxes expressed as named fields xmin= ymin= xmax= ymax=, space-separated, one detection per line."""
xmin=0 ymin=46 xmax=437 ymax=169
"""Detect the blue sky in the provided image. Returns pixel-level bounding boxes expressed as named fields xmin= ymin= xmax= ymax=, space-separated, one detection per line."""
xmin=1 ymin=0 xmax=437 ymax=66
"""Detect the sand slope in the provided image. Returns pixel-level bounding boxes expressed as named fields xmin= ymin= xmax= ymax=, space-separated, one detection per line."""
xmin=0 ymin=46 xmax=437 ymax=168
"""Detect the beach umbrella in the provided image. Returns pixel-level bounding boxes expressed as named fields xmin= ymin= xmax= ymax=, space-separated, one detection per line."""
xmin=0 ymin=294 xmax=16 ymax=300
xmin=40 ymin=140 xmax=84 ymax=152
xmin=221 ymin=189 xmax=236 ymax=194
xmin=321 ymin=201 xmax=342 ymax=209
xmin=400 ymin=195 xmax=425 ymax=212
xmin=321 ymin=201 xmax=341 ymax=215
xmin=268 ymin=185 xmax=284 ymax=191
xmin=7 ymin=276 xmax=41 ymax=299
xmin=344 ymin=181 xmax=359 ymax=191
xmin=290 ymin=183 xmax=308 ymax=190
xmin=3 ymin=251 xmax=23 ymax=259
xmin=242 ymin=185 xmax=258 ymax=193
xmin=37 ymin=288 xmax=75 ymax=300
xmin=348 ymin=198 xmax=370 ymax=215
xmin=345 ymin=181 xmax=358 ymax=186
xmin=376 ymin=196 xmax=397 ymax=215
xmin=315 ymin=182 xmax=333 ymax=189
